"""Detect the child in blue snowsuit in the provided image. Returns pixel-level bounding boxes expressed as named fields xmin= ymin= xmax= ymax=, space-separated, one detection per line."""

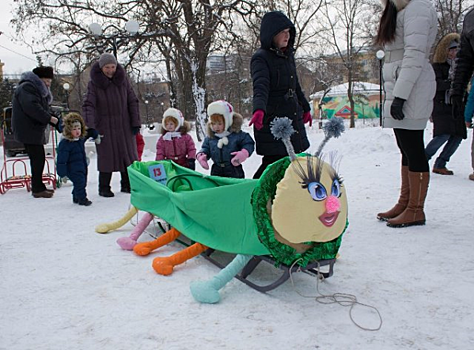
xmin=197 ymin=100 xmax=255 ymax=178
xmin=57 ymin=112 xmax=98 ymax=206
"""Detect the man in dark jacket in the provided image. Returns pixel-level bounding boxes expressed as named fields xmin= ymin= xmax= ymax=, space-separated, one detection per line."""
xmin=451 ymin=8 xmax=474 ymax=181
xmin=82 ymin=53 xmax=141 ymax=197
xmin=12 ymin=66 xmax=59 ymax=198
xmin=250 ymin=11 xmax=312 ymax=179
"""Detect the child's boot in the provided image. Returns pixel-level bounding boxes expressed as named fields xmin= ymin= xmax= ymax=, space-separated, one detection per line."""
xmin=77 ymin=198 xmax=92 ymax=206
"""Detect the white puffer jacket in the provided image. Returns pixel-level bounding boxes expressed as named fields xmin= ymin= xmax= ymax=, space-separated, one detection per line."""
xmin=382 ymin=0 xmax=437 ymax=130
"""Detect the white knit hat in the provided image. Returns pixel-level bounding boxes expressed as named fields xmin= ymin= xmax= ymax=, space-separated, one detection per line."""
xmin=207 ymin=100 xmax=234 ymax=131
xmin=162 ymin=108 xmax=184 ymax=129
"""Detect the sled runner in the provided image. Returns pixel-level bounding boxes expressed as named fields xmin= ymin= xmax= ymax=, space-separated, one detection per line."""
xmin=201 ymin=248 xmax=336 ymax=293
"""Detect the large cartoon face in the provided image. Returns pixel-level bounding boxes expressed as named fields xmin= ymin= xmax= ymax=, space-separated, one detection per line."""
xmin=270 ymin=157 xmax=348 ymax=245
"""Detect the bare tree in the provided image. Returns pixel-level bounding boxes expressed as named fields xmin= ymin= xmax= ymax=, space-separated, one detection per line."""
xmin=435 ymin=0 xmax=474 ymax=40
xmin=320 ymin=0 xmax=376 ymax=128
xmin=10 ymin=0 xmax=259 ymax=140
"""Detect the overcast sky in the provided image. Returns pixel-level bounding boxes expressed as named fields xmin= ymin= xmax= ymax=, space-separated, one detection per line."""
xmin=0 ymin=0 xmax=41 ymax=76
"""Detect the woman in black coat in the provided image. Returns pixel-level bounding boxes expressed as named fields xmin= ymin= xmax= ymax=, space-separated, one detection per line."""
xmin=425 ymin=33 xmax=467 ymax=175
xmin=250 ymin=11 xmax=312 ymax=179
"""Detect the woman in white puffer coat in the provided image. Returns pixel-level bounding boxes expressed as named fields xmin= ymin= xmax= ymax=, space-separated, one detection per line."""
xmin=375 ymin=0 xmax=437 ymax=228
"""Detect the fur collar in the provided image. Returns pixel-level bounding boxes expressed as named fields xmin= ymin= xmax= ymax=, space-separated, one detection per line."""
xmin=432 ymin=33 xmax=460 ymax=64
xmin=206 ymin=112 xmax=244 ymax=138
xmin=89 ymin=61 xmax=126 ymax=90
xmin=19 ymin=71 xmax=53 ymax=104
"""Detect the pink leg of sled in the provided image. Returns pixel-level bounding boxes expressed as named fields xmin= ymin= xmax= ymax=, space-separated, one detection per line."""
xmin=117 ymin=212 xmax=154 ymax=250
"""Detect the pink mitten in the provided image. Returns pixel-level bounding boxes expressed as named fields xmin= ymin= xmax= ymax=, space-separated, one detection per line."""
xmin=303 ymin=111 xmax=312 ymax=127
xmin=197 ymin=153 xmax=209 ymax=170
xmin=230 ymin=149 xmax=249 ymax=166
xmin=249 ymin=110 xmax=264 ymax=130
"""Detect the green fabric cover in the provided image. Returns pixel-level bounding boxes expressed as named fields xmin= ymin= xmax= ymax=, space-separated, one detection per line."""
xmin=128 ymin=160 xmax=271 ymax=255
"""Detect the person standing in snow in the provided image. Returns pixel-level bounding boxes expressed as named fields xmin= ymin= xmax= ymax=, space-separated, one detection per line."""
xmin=450 ymin=7 xmax=474 ymax=182
xmin=82 ymin=53 xmax=141 ymax=197
xmin=197 ymin=100 xmax=254 ymax=178
xmin=12 ymin=66 xmax=61 ymax=199
xmin=375 ymin=0 xmax=437 ymax=228
xmin=425 ymin=33 xmax=467 ymax=176
xmin=462 ymin=81 xmax=474 ymax=181
xmin=56 ymin=113 xmax=99 ymax=206
xmin=250 ymin=11 xmax=312 ymax=179
xmin=155 ymin=107 xmax=197 ymax=169
xmin=136 ymin=130 xmax=145 ymax=161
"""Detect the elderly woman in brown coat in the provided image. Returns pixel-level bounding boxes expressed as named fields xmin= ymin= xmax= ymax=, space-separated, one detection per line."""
xmin=83 ymin=53 xmax=141 ymax=197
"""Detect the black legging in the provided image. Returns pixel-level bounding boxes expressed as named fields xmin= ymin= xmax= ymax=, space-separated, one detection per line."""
xmin=393 ymin=128 xmax=429 ymax=172
xmin=253 ymin=154 xmax=286 ymax=179
xmin=24 ymin=143 xmax=47 ymax=193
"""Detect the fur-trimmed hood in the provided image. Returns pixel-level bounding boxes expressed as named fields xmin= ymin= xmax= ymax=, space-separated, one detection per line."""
xmin=432 ymin=33 xmax=460 ymax=64
xmin=89 ymin=61 xmax=126 ymax=90
xmin=19 ymin=71 xmax=53 ymax=104
xmin=206 ymin=113 xmax=244 ymax=138
xmin=62 ymin=112 xmax=87 ymax=140
xmin=384 ymin=0 xmax=410 ymax=11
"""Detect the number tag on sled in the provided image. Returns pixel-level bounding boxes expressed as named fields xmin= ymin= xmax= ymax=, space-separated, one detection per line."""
xmin=148 ymin=163 xmax=167 ymax=185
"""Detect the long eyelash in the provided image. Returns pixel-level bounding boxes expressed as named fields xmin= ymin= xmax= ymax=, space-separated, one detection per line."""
xmin=296 ymin=155 xmax=324 ymax=189
xmin=327 ymin=151 xmax=343 ymax=185
xmin=296 ymin=152 xmax=344 ymax=188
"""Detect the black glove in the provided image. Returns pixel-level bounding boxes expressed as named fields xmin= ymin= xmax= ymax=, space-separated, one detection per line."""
xmin=451 ymin=94 xmax=464 ymax=120
xmin=132 ymin=126 xmax=140 ymax=135
xmin=51 ymin=116 xmax=63 ymax=133
xmin=188 ymin=158 xmax=196 ymax=171
xmin=390 ymin=97 xmax=406 ymax=120
xmin=87 ymin=128 xmax=99 ymax=140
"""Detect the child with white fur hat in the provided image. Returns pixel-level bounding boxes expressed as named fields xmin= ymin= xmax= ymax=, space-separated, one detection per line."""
xmin=155 ymin=107 xmax=197 ymax=169
xmin=196 ymin=100 xmax=255 ymax=178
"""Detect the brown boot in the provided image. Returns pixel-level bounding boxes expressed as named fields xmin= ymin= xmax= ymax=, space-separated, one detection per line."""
xmin=377 ymin=166 xmax=409 ymax=221
xmin=387 ymin=171 xmax=429 ymax=228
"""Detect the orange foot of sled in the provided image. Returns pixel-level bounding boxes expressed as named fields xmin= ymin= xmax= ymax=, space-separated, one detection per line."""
xmin=152 ymin=243 xmax=208 ymax=275
xmin=133 ymin=228 xmax=181 ymax=256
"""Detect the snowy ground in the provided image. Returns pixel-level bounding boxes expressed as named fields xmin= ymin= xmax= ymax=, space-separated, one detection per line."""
xmin=1 ymin=120 xmax=473 ymax=350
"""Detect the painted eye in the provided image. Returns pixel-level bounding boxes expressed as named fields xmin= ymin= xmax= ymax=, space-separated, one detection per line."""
xmin=307 ymin=182 xmax=327 ymax=201
xmin=331 ymin=179 xmax=341 ymax=197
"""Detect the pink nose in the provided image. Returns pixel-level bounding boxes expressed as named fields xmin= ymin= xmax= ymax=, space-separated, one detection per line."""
xmin=325 ymin=195 xmax=340 ymax=213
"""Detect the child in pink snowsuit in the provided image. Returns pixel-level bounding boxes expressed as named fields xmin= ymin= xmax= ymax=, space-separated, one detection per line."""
xmin=156 ymin=108 xmax=197 ymax=169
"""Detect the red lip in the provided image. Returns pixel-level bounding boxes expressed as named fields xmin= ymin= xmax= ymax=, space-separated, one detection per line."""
xmin=319 ymin=211 xmax=340 ymax=227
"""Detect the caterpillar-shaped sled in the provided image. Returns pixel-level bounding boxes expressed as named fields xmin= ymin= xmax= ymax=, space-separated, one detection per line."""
xmin=97 ymin=118 xmax=348 ymax=303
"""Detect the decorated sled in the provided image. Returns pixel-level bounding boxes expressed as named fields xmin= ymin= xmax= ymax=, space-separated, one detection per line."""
xmin=98 ymin=118 xmax=348 ymax=303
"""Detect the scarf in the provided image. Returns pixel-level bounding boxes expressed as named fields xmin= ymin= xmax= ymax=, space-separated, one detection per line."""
xmin=215 ymin=131 xmax=230 ymax=149
xmin=163 ymin=132 xmax=182 ymax=141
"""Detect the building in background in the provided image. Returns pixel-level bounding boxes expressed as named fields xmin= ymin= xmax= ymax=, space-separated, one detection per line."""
xmin=310 ymin=82 xmax=382 ymax=121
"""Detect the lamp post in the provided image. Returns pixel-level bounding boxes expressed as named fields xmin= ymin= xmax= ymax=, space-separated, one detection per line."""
xmin=89 ymin=20 xmax=139 ymax=58
xmin=144 ymin=99 xmax=155 ymax=130
xmin=376 ymin=50 xmax=385 ymax=126
xmin=63 ymin=82 xmax=70 ymax=111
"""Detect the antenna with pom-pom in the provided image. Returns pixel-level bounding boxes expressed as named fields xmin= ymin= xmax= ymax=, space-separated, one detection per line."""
xmin=314 ymin=117 xmax=345 ymax=158
xmin=270 ymin=117 xmax=297 ymax=161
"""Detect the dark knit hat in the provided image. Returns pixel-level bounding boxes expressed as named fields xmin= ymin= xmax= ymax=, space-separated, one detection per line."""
xmin=99 ymin=53 xmax=117 ymax=68
xmin=32 ymin=66 xmax=54 ymax=79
